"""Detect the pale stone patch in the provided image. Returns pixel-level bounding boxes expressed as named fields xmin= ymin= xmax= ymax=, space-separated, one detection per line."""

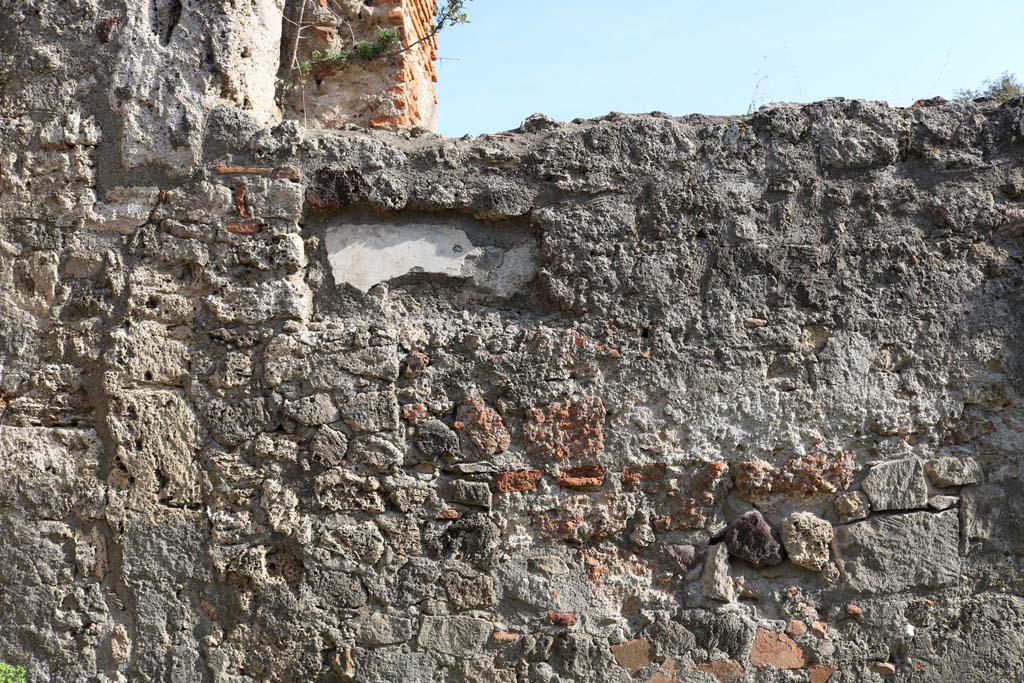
xmin=326 ymin=221 xmax=536 ymax=295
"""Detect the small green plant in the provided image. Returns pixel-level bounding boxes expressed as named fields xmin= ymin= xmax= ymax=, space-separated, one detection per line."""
xmin=298 ymin=27 xmax=402 ymax=76
xmin=955 ymin=71 xmax=1023 ymax=104
xmin=289 ymin=0 xmax=471 ymax=80
xmin=0 ymin=661 xmax=27 ymax=683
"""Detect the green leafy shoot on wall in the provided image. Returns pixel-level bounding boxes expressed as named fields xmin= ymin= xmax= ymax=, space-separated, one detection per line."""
xmin=291 ymin=0 xmax=471 ymax=81
xmin=0 ymin=661 xmax=27 ymax=683
xmin=299 ymin=27 xmax=402 ymax=77
xmin=955 ymin=71 xmax=1023 ymax=104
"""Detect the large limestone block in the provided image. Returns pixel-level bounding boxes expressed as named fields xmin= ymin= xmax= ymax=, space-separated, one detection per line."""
xmin=835 ymin=510 xmax=960 ymax=593
xmin=106 ymin=389 xmax=204 ymax=506
xmin=861 ymin=457 xmax=929 ymax=511
xmin=0 ymin=426 xmax=105 ymax=519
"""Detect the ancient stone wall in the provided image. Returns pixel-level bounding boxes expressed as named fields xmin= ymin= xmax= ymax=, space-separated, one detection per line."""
xmin=2 ymin=5 xmax=1024 ymax=683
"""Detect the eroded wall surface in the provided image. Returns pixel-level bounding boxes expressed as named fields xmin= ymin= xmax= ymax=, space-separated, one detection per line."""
xmin=3 ymin=8 xmax=1024 ymax=682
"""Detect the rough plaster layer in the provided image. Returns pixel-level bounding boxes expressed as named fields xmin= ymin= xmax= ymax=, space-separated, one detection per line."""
xmin=3 ymin=20 xmax=1024 ymax=680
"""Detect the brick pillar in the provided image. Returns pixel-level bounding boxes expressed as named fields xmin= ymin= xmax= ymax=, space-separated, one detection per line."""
xmin=372 ymin=0 xmax=439 ymax=130
xmin=280 ymin=0 xmax=439 ymax=131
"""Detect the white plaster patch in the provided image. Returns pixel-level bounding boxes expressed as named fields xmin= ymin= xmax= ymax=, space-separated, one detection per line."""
xmin=325 ymin=221 xmax=536 ymax=296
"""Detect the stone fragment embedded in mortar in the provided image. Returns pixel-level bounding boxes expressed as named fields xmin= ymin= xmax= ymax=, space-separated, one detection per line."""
xmin=862 ymin=457 xmax=929 ymax=511
xmin=835 ymin=510 xmax=960 ymax=593
xmin=782 ymin=511 xmax=833 ymax=571
xmin=702 ymin=543 xmax=736 ymax=602
xmin=725 ymin=510 xmax=785 ymax=567
xmin=926 ymin=457 xmax=983 ymax=487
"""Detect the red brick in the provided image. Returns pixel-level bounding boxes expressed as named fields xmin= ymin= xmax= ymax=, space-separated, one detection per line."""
xmin=559 ymin=465 xmax=606 ymax=489
xmin=620 ymin=462 xmax=667 ymax=486
xmin=495 ymin=469 xmax=543 ymax=493
xmin=610 ymin=638 xmax=651 ymax=675
xmin=749 ymin=629 xmax=806 ymax=669
xmin=456 ymin=397 xmax=510 ymax=457
xmin=523 ymin=396 xmax=606 ymax=462
xmin=226 ymin=221 xmax=259 ymax=235
xmin=548 ymin=612 xmax=577 ymax=627
xmin=809 ymin=664 xmax=837 ymax=683
xmin=536 ymin=493 xmax=635 ymax=544
xmin=733 ymin=451 xmax=854 ymax=501
xmin=695 ymin=659 xmax=745 ymax=682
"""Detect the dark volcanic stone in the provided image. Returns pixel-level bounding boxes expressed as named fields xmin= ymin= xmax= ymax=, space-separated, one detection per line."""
xmin=413 ymin=419 xmax=460 ymax=459
xmin=725 ymin=511 xmax=784 ymax=567
xmin=665 ymin=543 xmax=706 ymax=572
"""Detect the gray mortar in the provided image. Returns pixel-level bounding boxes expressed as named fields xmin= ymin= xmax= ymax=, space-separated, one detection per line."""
xmin=2 ymin=5 xmax=1024 ymax=681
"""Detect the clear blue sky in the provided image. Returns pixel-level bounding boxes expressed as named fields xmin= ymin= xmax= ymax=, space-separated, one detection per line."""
xmin=435 ymin=0 xmax=1023 ymax=136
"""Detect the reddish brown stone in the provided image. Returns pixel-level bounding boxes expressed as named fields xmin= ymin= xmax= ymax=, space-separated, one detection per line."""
xmin=536 ymin=493 xmax=636 ymax=544
xmin=724 ymin=510 xmax=784 ymax=567
xmin=810 ymin=620 xmax=828 ymax=638
xmin=621 ymin=462 xmax=667 ymax=486
xmin=611 ymin=637 xmax=651 ymax=675
xmin=523 ymin=395 xmax=606 ymax=462
xmin=305 ymin=167 xmax=372 ymax=209
xmin=548 ymin=611 xmax=577 ymax=627
xmin=329 ymin=647 xmax=354 ymax=679
xmin=97 ymin=16 xmax=123 ymax=43
xmin=559 ymin=465 xmax=607 ymax=489
xmin=490 ymin=631 xmax=520 ymax=643
xmin=233 ymin=184 xmax=247 ymax=217
xmin=809 ymin=663 xmax=837 ymax=683
xmin=401 ymin=349 xmax=430 ymax=378
xmin=495 ymin=469 xmax=543 ymax=493
xmin=785 ymin=619 xmax=807 ymax=637
xmin=212 ymin=164 xmax=274 ymax=175
xmin=695 ymin=659 xmax=745 ymax=682
xmin=749 ymin=628 xmax=806 ymax=669
xmin=226 ymin=220 xmax=259 ymax=234
xmin=435 ymin=508 xmax=459 ymax=520
xmin=733 ymin=451 xmax=854 ymax=501
xmin=846 ymin=603 xmax=863 ymax=618
xmin=401 ymin=402 xmax=428 ymax=425
xmin=653 ymin=461 xmax=732 ymax=531
xmin=456 ymin=396 xmax=511 ymax=457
